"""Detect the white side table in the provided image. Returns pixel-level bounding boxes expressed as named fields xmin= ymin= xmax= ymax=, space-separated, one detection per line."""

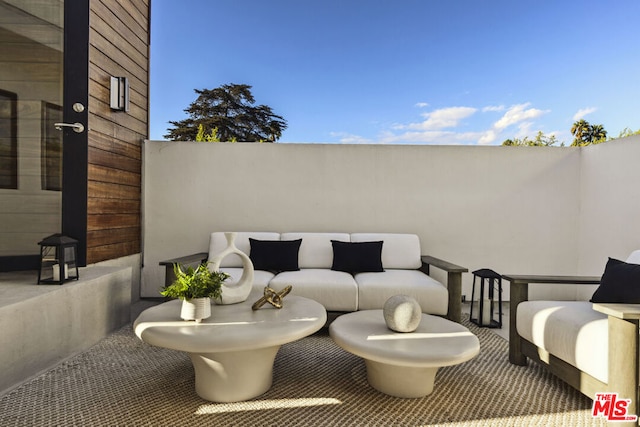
xmin=330 ymin=310 xmax=479 ymax=398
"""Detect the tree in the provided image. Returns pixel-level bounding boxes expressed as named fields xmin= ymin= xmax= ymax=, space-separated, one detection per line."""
xmin=195 ymin=124 xmax=220 ymax=142
xmin=570 ymin=119 xmax=590 ymax=145
xmin=164 ymin=83 xmax=287 ymax=142
xmin=570 ymin=119 xmax=607 ymax=146
xmin=502 ymin=131 xmax=558 ymax=146
xmin=587 ymin=124 xmax=607 ymax=143
xmin=617 ymin=127 xmax=640 ymax=138
xmin=504 ymin=122 xmax=637 ymax=148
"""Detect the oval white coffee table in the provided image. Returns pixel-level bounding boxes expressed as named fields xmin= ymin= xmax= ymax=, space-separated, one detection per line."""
xmin=134 ymin=291 xmax=326 ymax=402
xmin=329 ymin=310 xmax=479 ymax=398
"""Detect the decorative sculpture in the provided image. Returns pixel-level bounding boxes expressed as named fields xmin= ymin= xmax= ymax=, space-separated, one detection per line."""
xmin=252 ymin=285 xmax=293 ymax=310
xmin=209 ymin=232 xmax=255 ymax=304
xmin=383 ymin=295 xmax=422 ymax=332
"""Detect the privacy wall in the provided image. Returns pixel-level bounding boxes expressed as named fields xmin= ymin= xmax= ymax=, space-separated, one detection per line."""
xmin=575 ymin=135 xmax=640 ymax=298
xmin=141 ymin=142 xmax=596 ymax=298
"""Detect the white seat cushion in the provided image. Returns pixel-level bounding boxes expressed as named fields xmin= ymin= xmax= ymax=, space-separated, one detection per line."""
xmin=281 ymin=232 xmax=350 ymax=269
xmin=516 ymin=300 xmax=608 ymax=383
xmin=351 ymin=233 xmax=422 ymax=269
xmin=269 ymin=269 xmax=358 ymax=311
xmin=216 ymin=267 xmax=275 ymax=291
xmin=626 ymin=250 xmax=640 ymax=264
xmin=355 ymin=269 xmax=448 ymax=315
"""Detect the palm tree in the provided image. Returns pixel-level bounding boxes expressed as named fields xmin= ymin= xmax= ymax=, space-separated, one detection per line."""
xmin=570 ymin=119 xmax=590 ymax=146
xmin=589 ymin=124 xmax=607 ymax=143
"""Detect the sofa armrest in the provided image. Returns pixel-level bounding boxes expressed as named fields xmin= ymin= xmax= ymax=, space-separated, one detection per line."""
xmin=592 ymin=303 xmax=640 ymax=414
xmin=159 ymin=252 xmax=209 ymax=288
xmin=420 ymin=255 xmax=468 ymax=323
xmin=592 ymin=303 xmax=640 ymax=320
xmin=502 ymin=274 xmax=601 ymax=365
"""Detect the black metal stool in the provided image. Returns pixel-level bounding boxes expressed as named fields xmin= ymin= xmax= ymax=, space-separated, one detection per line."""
xmin=470 ymin=268 xmax=502 ymax=328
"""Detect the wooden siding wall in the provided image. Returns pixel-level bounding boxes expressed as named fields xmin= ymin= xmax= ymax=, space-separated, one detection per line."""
xmin=87 ymin=0 xmax=149 ymax=263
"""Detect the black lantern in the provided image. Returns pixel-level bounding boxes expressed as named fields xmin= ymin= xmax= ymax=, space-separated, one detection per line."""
xmin=470 ymin=268 xmax=503 ymax=328
xmin=37 ymin=234 xmax=79 ymax=284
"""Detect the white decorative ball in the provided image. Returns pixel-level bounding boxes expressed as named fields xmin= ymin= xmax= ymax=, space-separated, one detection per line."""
xmin=383 ymin=295 xmax=422 ymax=332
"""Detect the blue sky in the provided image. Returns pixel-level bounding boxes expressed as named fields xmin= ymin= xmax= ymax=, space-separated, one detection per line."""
xmin=150 ymin=1 xmax=640 ymax=145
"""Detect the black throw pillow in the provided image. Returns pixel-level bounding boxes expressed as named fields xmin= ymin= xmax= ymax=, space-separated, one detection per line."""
xmin=249 ymin=238 xmax=302 ymax=272
xmin=590 ymin=257 xmax=640 ymax=303
xmin=331 ymin=240 xmax=384 ymax=274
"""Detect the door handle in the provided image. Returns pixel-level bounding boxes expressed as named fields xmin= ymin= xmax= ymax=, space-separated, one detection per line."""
xmin=54 ymin=122 xmax=85 ymax=133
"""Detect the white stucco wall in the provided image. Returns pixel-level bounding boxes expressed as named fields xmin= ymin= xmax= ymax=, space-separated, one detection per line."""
xmin=142 ymin=141 xmax=586 ymax=299
xmin=575 ymin=135 xmax=640 ymax=299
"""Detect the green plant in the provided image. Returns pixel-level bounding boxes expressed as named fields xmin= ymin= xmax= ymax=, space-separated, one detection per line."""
xmin=195 ymin=124 xmax=221 ymax=142
xmin=160 ymin=262 xmax=229 ymax=301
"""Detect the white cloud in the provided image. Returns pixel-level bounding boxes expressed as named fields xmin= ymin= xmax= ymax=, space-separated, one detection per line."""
xmin=473 ymin=104 xmax=549 ymax=144
xmin=379 ymin=129 xmax=488 ymax=145
xmin=515 ymin=121 xmax=538 ymax=137
xmin=332 ymin=102 xmax=552 ymax=146
xmin=478 ymin=130 xmax=498 ymax=145
xmin=482 ymin=105 xmax=505 ymax=112
xmin=380 ymin=130 xmax=451 ymax=144
xmin=415 ymin=102 xmax=429 ymax=108
xmin=398 ymin=106 xmax=477 ymax=131
xmin=329 ymin=132 xmax=373 ymax=144
xmin=572 ymin=107 xmax=597 ymax=121
xmin=493 ymin=103 xmax=548 ymax=131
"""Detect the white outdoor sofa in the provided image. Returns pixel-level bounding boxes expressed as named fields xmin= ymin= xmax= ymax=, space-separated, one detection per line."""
xmin=504 ymin=250 xmax=640 ymax=417
xmin=160 ymin=232 xmax=468 ymax=322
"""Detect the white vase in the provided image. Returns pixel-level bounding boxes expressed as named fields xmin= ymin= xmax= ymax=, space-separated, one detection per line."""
xmin=181 ymin=297 xmax=211 ymax=323
xmin=209 ymin=232 xmax=254 ymax=304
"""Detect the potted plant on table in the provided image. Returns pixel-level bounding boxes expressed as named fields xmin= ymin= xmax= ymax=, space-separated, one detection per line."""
xmin=160 ymin=262 xmax=229 ymax=322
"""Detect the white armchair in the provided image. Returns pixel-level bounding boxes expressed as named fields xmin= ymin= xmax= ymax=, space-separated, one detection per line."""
xmin=504 ymin=250 xmax=640 ymax=422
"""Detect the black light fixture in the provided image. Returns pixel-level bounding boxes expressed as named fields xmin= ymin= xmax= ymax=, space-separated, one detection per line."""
xmin=110 ymin=76 xmax=129 ymax=112
xmin=37 ymin=234 xmax=79 ymax=285
xmin=470 ymin=268 xmax=503 ymax=328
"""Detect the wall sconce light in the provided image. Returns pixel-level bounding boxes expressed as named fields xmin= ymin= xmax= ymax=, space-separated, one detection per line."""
xmin=110 ymin=76 xmax=129 ymax=112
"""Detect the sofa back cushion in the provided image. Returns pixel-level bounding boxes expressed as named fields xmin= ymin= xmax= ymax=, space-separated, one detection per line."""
xmin=208 ymin=232 xmax=280 ymax=268
xmin=351 ymin=233 xmax=422 ymax=269
xmin=626 ymin=250 xmax=640 ymax=265
xmin=281 ymin=232 xmax=350 ymax=269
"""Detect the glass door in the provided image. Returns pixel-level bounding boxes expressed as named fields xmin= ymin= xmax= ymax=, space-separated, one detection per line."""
xmin=0 ymin=0 xmax=65 ymax=270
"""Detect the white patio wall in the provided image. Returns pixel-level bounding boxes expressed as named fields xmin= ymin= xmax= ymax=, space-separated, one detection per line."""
xmin=140 ymin=141 xmax=614 ymax=300
xmin=575 ymin=135 xmax=640 ymax=299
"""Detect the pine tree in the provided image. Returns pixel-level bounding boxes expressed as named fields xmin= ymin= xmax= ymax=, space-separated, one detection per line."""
xmin=164 ymin=83 xmax=287 ymax=142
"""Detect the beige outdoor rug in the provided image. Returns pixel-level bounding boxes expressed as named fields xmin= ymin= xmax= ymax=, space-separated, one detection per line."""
xmin=0 ymin=318 xmax=604 ymax=426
